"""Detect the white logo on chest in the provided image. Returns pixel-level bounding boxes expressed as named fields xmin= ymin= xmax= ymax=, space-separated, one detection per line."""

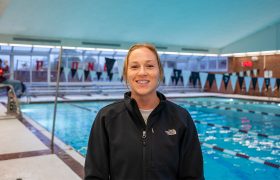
xmin=165 ymin=129 xmax=176 ymax=136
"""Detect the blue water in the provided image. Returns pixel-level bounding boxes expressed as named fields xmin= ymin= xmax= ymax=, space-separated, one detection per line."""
xmin=21 ymin=97 xmax=280 ymax=179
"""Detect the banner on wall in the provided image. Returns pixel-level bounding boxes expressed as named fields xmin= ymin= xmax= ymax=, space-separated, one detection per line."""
xmin=215 ymin=74 xmax=223 ymax=91
xmin=77 ymin=69 xmax=84 ymax=80
xmin=84 ymin=70 xmax=90 ymax=80
xmin=277 ymin=78 xmax=280 ymax=90
xmin=207 ymin=74 xmax=215 ymax=89
xmin=238 ymin=71 xmax=244 ymax=77
xmin=264 ymin=78 xmax=270 ymax=90
xmin=117 ymin=59 xmax=125 ymax=80
xmin=191 ymin=72 xmax=199 ymax=87
xmin=71 ymin=68 xmax=77 ymax=78
xmin=253 ymin=69 xmax=258 ymax=76
xmin=105 ymin=58 xmax=116 ymax=75
xmin=72 ymin=61 xmax=79 ymax=69
xmin=230 ymin=75 xmax=238 ymax=91
xmin=173 ymin=69 xmax=182 ymax=85
xmin=164 ymin=67 xmax=173 ymax=86
xmin=252 ymin=77 xmax=257 ymax=90
xmin=244 ymin=76 xmax=251 ymax=92
xmin=88 ymin=62 xmax=94 ymax=71
xmin=90 ymin=71 xmax=97 ymax=81
xmin=96 ymin=72 xmax=102 ymax=80
xmin=59 ymin=67 xmax=64 ymax=76
xmin=199 ymin=72 xmax=208 ymax=90
xmin=258 ymin=77 xmax=264 ymax=93
xmin=64 ymin=67 xmax=70 ymax=82
xmin=270 ymin=78 xmax=276 ymax=92
xmin=223 ymin=75 xmax=230 ymax=90
xmin=182 ymin=70 xmax=191 ymax=87
xmin=238 ymin=77 xmax=244 ymax=90
xmin=246 ymin=70 xmax=251 ymax=77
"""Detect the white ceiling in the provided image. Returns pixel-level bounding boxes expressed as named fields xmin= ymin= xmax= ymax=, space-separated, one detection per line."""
xmin=0 ymin=0 xmax=280 ymax=50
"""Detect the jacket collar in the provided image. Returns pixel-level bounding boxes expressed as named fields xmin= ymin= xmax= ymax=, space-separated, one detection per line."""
xmin=124 ymin=91 xmax=166 ymax=129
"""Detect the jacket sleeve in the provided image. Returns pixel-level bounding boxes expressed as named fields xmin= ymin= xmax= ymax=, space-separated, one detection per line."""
xmin=84 ymin=111 xmax=110 ymax=180
xmin=178 ymin=113 xmax=204 ymax=180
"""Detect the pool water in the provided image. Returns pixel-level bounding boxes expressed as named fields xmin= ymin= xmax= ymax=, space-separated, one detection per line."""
xmin=21 ymin=97 xmax=280 ymax=179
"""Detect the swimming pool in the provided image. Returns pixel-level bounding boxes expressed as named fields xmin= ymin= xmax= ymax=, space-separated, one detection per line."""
xmin=21 ymin=97 xmax=280 ymax=179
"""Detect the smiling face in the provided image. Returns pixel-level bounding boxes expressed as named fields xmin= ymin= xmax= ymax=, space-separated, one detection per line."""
xmin=126 ymin=47 xmax=160 ymax=99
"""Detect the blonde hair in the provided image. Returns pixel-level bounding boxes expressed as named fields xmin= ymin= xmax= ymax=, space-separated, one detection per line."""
xmin=122 ymin=43 xmax=164 ymax=83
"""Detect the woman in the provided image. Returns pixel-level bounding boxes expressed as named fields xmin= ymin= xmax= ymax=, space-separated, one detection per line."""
xmin=85 ymin=43 xmax=204 ymax=180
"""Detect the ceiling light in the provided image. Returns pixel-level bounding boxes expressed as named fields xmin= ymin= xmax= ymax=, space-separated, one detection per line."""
xmin=33 ymin=45 xmax=56 ymax=48
xmin=62 ymin=46 xmax=76 ymax=50
xmin=10 ymin=43 xmax=32 ymax=47
xmin=220 ymin=54 xmax=233 ymax=57
xmin=233 ymin=53 xmax=246 ymax=57
xmin=95 ymin=48 xmax=115 ymax=51
xmin=76 ymin=47 xmax=96 ymax=51
xmin=0 ymin=43 xmax=9 ymax=46
xmin=260 ymin=50 xmax=277 ymax=55
xmin=246 ymin=51 xmax=260 ymax=56
xmin=179 ymin=52 xmax=193 ymax=56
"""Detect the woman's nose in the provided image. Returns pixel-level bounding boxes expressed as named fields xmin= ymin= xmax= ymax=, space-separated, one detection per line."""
xmin=138 ymin=66 xmax=147 ymax=75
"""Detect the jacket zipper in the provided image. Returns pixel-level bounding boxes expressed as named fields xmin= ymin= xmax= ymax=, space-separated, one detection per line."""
xmin=142 ymin=130 xmax=147 ymax=180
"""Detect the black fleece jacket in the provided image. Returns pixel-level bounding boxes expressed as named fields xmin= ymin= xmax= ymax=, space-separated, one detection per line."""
xmin=84 ymin=92 xmax=204 ymax=180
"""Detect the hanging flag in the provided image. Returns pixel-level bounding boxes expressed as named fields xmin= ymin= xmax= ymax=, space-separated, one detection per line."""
xmin=96 ymin=72 xmax=102 ymax=80
xmin=232 ymin=72 xmax=236 ymax=76
xmin=77 ymin=69 xmax=83 ymax=80
xmin=84 ymin=70 xmax=90 ymax=80
xmin=246 ymin=70 xmax=251 ymax=77
xmin=71 ymin=68 xmax=77 ymax=78
xmin=191 ymin=72 xmax=199 ymax=87
xmin=253 ymin=69 xmax=258 ymax=76
xmin=101 ymin=72 xmax=107 ymax=81
xmin=199 ymin=72 xmax=208 ymax=90
xmin=238 ymin=71 xmax=244 ymax=77
xmin=244 ymin=76 xmax=251 ymax=92
xmin=88 ymin=62 xmax=94 ymax=71
xmin=105 ymin=57 xmax=116 ymax=76
xmin=277 ymin=78 xmax=280 ymax=90
xmin=230 ymin=75 xmax=238 ymax=91
xmin=108 ymin=73 xmax=113 ymax=81
xmin=207 ymin=74 xmax=215 ymax=89
xmin=252 ymin=77 xmax=257 ymax=90
xmin=63 ymin=67 xmax=70 ymax=82
xmin=215 ymin=74 xmax=223 ymax=91
xmin=59 ymin=67 xmax=64 ymax=76
xmin=264 ymin=78 xmax=270 ymax=90
xmin=71 ymin=61 xmax=79 ymax=69
xmin=164 ymin=67 xmax=173 ymax=86
xmin=270 ymin=78 xmax=276 ymax=92
xmin=258 ymin=77 xmax=264 ymax=93
xmin=117 ymin=59 xmax=125 ymax=79
xmin=238 ymin=77 xmax=244 ymax=90
xmin=182 ymin=70 xmax=191 ymax=87
xmin=90 ymin=71 xmax=97 ymax=81
xmin=223 ymin=75 xmax=230 ymax=90
xmin=173 ymin=69 xmax=182 ymax=85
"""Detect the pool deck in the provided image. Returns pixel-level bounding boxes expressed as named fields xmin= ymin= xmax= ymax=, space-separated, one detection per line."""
xmin=0 ymin=92 xmax=279 ymax=180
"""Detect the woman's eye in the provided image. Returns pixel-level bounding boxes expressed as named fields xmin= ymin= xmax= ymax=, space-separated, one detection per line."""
xmin=147 ymin=65 xmax=154 ymax=68
xmin=130 ymin=65 xmax=139 ymax=69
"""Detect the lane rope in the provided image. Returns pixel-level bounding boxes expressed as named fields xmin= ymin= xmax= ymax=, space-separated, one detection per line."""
xmin=200 ymin=142 xmax=280 ymax=169
xmin=194 ymin=120 xmax=280 ymax=141
xmin=176 ymin=100 xmax=280 ymax=117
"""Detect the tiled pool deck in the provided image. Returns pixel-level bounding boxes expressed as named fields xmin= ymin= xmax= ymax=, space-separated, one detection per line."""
xmin=0 ymin=92 xmax=279 ymax=180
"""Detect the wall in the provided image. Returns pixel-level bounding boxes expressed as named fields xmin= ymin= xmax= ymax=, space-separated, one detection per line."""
xmin=221 ymin=21 xmax=280 ymax=53
xmin=205 ymin=54 xmax=280 ymax=97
